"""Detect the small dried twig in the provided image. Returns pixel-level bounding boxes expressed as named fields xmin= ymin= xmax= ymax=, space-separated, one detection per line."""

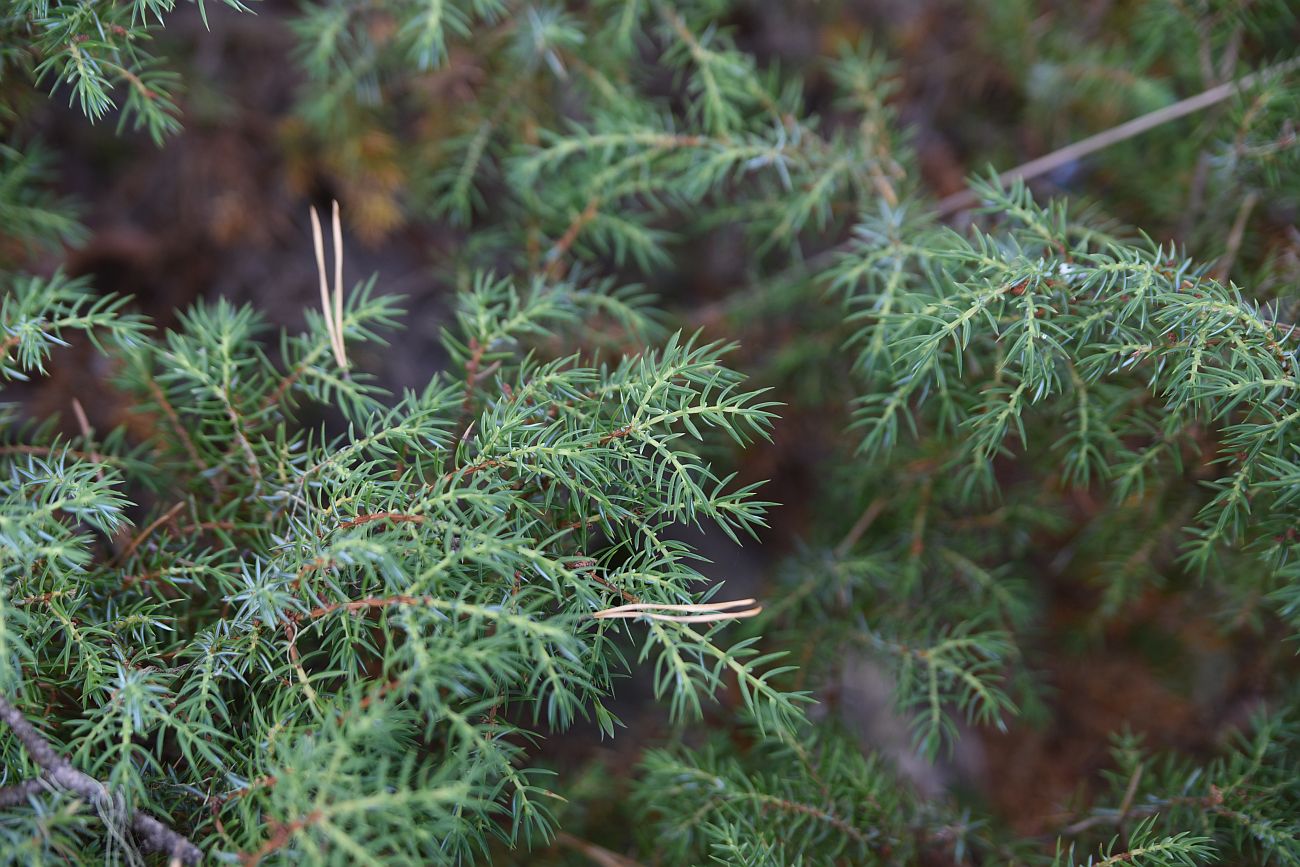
xmin=543 ymin=196 xmax=600 ymax=280
xmin=69 ymin=398 xmax=106 ymax=483
xmin=554 ymin=831 xmax=648 ymax=867
xmin=240 ymin=810 xmax=322 ymax=866
xmin=454 ymin=337 xmax=500 ymax=442
xmin=592 ymin=597 xmax=762 ymax=623
xmin=144 ymin=372 xmax=208 ymax=473
xmin=0 ymin=694 xmax=203 ymax=864
xmin=290 ymin=594 xmax=436 ymax=622
xmin=208 ymin=774 xmax=279 ymax=839
xmin=115 ymin=500 xmax=186 ymax=565
xmin=1212 ymin=190 xmax=1258 ymax=282
xmin=936 ymin=56 xmax=1300 ymax=217
xmin=336 ymin=511 xmax=427 ymax=531
xmin=834 ymin=497 xmax=886 ymax=559
xmin=1115 ymin=762 xmax=1144 ymax=849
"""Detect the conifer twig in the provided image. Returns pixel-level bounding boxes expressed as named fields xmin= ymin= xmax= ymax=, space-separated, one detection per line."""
xmin=0 ymin=694 xmax=203 ymax=865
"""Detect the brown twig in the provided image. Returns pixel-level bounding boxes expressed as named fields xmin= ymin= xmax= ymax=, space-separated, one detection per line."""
xmin=336 ymin=511 xmax=427 ymax=531
xmin=12 ymin=590 xmax=77 ymax=607
xmin=1115 ymin=762 xmax=1144 ymax=849
xmin=454 ymin=337 xmax=487 ymax=442
xmin=240 ymin=810 xmax=322 ymax=867
xmin=755 ymin=792 xmax=873 ymax=848
xmin=444 ymin=458 xmax=503 ymax=480
xmin=263 ymin=363 xmax=308 ymax=410
xmin=834 ymin=497 xmax=886 ymax=559
xmin=69 ymin=398 xmax=108 ymax=485
xmin=295 ymin=594 xmax=436 ymax=621
xmin=543 ymin=196 xmax=600 ymax=281
xmin=598 ymin=424 xmax=635 ymax=445
xmin=0 ymin=693 xmax=203 ymax=864
xmin=573 ymin=557 xmax=641 ymax=605
xmin=209 ymin=774 xmax=278 ymax=839
xmin=1212 ymin=190 xmax=1259 ymax=282
xmin=144 ymin=373 xmax=206 ymax=471
xmin=120 ymin=569 xmax=166 ymax=591
xmin=554 ymin=831 xmax=648 ymax=867
xmin=115 ymin=501 xmax=186 ymax=564
xmin=358 ymin=678 xmax=403 ymax=710
xmin=558 ymin=513 xmax=604 ymax=531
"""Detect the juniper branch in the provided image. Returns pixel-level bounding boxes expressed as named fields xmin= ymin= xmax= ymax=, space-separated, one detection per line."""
xmin=0 ymin=694 xmax=203 ymax=865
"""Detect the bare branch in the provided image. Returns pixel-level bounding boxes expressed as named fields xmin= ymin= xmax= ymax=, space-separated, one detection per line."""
xmin=0 ymin=694 xmax=203 ymax=865
xmin=936 ymin=57 xmax=1300 ymax=217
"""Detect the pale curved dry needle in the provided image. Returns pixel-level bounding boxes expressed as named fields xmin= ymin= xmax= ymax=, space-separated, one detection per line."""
xmin=309 ymin=206 xmax=338 ymax=362
xmin=309 ymin=203 xmax=350 ymax=371
xmin=642 ymin=607 xmax=762 ymax=623
xmin=591 ymin=597 xmax=762 ymax=623
xmin=594 ymin=597 xmax=757 ymax=615
xmin=331 ymin=200 xmax=348 ymax=370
